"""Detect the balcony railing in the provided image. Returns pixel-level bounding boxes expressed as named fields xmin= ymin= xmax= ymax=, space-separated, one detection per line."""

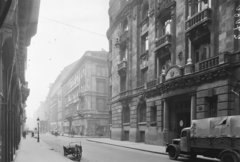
xmin=195 ymin=52 xmax=230 ymax=72
xmin=186 ymin=7 xmax=211 ymax=32
xmin=155 ymin=34 xmax=172 ymax=49
xmin=117 ymin=59 xmax=127 ymax=76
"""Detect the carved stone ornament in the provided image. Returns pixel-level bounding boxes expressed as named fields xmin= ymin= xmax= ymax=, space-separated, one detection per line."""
xmin=148 ymin=0 xmax=155 ymax=17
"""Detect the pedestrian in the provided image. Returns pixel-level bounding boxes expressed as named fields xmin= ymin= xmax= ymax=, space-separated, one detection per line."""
xmin=32 ymin=131 xmax=34 ymax=137
xmin=23 ymin=131 xmax=26 ymax=139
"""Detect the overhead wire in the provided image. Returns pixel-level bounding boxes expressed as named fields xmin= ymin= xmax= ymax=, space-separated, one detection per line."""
xmin=40 ymin=16 xmax=107 ymax=38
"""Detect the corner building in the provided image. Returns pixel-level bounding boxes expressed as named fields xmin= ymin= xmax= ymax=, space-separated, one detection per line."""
xmin=107 ymin=0 xmax=240 ymax=145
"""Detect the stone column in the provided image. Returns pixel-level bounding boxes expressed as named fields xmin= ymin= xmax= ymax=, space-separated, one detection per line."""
xmin=163 ymin=99 xmax=169 ymax=144
xmin=190 ymin=94 xmax=196 ymax=123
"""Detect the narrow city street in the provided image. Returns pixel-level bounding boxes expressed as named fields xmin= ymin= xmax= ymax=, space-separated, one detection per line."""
xmin=40 ymin=133 xmax=219 ymax=162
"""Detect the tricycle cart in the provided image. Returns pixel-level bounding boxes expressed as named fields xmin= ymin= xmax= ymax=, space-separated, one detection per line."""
xmin=63 ymin=141 xmax=82 ymax=161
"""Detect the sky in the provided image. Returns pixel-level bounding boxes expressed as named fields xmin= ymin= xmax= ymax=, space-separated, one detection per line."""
xmin=25 ymin=0 xmax=109 ymax=119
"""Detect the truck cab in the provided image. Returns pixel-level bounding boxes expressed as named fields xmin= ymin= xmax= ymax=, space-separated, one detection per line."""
xmin=166 ymin=127 xmax=192 ymax=160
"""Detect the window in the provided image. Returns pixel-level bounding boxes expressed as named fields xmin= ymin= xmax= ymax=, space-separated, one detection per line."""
xmin=194 ymin=0 xmax=211 ymax=15
xmin=150 ymin=106 xmax=157 ymax=122
xmin=207 ymin=96 xmax=217 ymax=117
xmin=97 ymin=98 xmax=106 ymax=111
xmin=142 ymin=4 xmax=149 ymax=20
xmin=141 ymin=34 xmax=148 ymax=54
xmin=123 ymin=106 xmax=130 ymax=123
xmin=97 ymin=80 xmax=106 ymax=93
xmin=195 ymin=44 xmax=210 ymax=63
xmin=162 ymin=19 xmax=171 ymax=35
xmin=141 ymin=69 xmax=147 ymax=85
xmin=120 ymin=76 xmax=127 ymax=92
xmin=109 ymin=85 xmax=112 ymax=98
xmin=120 ymin=43 xmax=128 ymax=61
xmin=139 ymin=102 xmax=146 ymax=122
xmin=122 ymin=18 xmax=128 ymax=32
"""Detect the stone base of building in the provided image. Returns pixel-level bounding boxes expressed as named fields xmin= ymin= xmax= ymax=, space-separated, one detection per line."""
xmin=111 ymin=128 xmax=123 ymax=141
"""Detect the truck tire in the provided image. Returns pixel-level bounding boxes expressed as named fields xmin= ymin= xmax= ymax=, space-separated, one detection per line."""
xmin=168 ymin=145 xmax=179 ymax=160
xmin=220 ymin=152 xmax=239 ymax=162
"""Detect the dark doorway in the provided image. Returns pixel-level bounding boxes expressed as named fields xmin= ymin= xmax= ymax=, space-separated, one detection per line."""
xmin=124 ymin=131 xmax=129 ymax=141
xmin=139 ymin=131 xmax=145 ymax=142
xmin=176 ymin=112 xmax=190 ymax=138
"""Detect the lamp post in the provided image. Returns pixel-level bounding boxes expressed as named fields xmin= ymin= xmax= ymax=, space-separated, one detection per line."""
xmin=37 ymin=117 xmax=40 ymax=142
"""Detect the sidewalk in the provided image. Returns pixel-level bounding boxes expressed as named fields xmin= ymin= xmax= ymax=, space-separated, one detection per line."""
xmin=86 ymin=138 xmax=167 ymax=155
xmin=14 ymin=135 xmax=71 ymax=162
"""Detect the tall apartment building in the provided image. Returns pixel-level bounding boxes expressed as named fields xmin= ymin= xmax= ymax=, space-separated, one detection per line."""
xmin=107 ymin=0 xmax=240 ymax=145
xmin=62 ymin=51 xmax=109 ymax=136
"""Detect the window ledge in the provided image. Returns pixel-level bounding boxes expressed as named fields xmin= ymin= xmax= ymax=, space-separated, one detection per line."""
xmin=123 ymin=123 xmax=130 ymax=126
xmin=138 ymin=122 xmax=147 ymax=125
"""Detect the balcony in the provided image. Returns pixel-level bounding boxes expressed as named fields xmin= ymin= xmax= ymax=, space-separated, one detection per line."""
xmin=140 ymin=51 xmax=149 ymax=70
xmin=155 ymin=34 xmax=172 ymax=58
xmin=186 ymin=8 xmax=211 ymax=41
xmin=195 ymin=52 xmax=230 ymax=72
xmin=117 ymin=59 xmax=127 ymax=76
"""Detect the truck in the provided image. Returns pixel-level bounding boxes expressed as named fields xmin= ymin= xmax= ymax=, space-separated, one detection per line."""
xmin=166 ymin=115 xmax=240 ymax=162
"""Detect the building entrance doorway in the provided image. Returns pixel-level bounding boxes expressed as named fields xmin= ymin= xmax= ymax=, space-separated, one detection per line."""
xmin=170 ymin=96 xmax=191 ymax=138
xmin=176 ymin=112 xmax=190 ymax=138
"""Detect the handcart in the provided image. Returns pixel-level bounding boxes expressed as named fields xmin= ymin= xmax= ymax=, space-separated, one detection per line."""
xmin=63 ymin=141 xmax=82 ymax=161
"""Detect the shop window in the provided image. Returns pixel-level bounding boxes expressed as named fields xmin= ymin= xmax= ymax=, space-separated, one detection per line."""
xmin=206 ymin=96 xmax=217 ymax=117
xmin=123 ymin=106 xmax=130 ymax=123
xmin=139 ymin=102 xmax=146 ymax=122
xmin=120 ymin=76 xmax=126 ymax=92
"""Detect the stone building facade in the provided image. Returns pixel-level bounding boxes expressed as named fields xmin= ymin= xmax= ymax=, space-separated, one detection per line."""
xmin=107 ymin=0 xmax=240 ymax=145
xmin=62 ymin=51 xmax=109 ymax=136
xmin=0 ymin=0 xmax=40 ymax=161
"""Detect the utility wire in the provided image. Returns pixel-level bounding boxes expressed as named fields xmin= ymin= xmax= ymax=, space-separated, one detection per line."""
xmin=40 ymin=16 xmax=107 ymax=38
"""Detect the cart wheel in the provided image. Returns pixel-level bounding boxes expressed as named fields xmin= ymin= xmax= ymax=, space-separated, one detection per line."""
xmin=220 ymin=152 xmax=240 ymax=162
xmin=168 ymin=146 xmax=179 ymax=160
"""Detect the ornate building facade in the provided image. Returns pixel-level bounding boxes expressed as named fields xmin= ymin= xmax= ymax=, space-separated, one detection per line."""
xmin=0 ymin=0 xmax=40 ymax=161
xmin=62 ymin=51 xmax=109 ymax=136
xmin=107 ymin=0 xmax=240 ymax=145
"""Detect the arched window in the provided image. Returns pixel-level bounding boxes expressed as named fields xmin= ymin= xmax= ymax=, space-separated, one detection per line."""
xmin=123 ymin=106 xmax=130 ymax=123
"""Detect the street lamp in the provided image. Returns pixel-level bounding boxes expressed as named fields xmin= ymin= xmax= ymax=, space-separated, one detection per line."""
xmin=37 ymin=117 xmax=40 ymax=142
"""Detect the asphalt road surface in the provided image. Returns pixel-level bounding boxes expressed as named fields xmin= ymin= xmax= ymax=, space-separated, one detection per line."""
xmin=40 ymin=133 xmax=219 ymax=162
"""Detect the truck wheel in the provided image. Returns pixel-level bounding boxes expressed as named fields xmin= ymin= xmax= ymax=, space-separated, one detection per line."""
xmin=168 ymin=146 xmax=179 ymax=160
xmin=220 ymin=152 xmax=239 ymax=162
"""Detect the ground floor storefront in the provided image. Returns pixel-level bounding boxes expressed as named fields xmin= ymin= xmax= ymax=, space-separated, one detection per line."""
xmin=63 ymin=114 xmax=109 ymax=136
